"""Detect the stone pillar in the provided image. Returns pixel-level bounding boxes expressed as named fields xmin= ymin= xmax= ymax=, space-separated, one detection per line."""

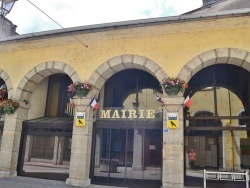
xmin=53 ymin=136 xmax=59 ymax=165
xmin=233 ymin=131 xmax=241 ymax=171
xmin=162 ymin=96 xmax=184 ymax=188
xmin=24 ymin=135 xmax=33 ymax=162
xmin=132 ymin=129 xmax=143 ymax=170
xmin=57 ymin=136 xmax=65 ymax=165
xmin=66 ymin=98 xmax=93 ymax=187
xmin=223 ymin=130 xmax=241 ymax=171
xmin=53 ymin=136 xmax=65 ymax=165
xmin=0 ymin=104 xmax=29 ymax=178
xmin=94 ymin=129 xmax=101 ymax=168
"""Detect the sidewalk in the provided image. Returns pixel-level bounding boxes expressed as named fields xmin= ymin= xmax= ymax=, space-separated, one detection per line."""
xmin=0 ymin=176 xmax=123 ymax=188
xmin=0 ymin=176 xmax=202 ymax=188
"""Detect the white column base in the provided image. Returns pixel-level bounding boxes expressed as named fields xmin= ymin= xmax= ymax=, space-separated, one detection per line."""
xmin=66 ymin=178 xmax=91 ymax=187
xmin=0 ymin=170 xmax=17 ymax=178
xmin=161 ymin=183 xmax=183 ymax=188
xmin=132 ymin=164 xmax=144 ymax=171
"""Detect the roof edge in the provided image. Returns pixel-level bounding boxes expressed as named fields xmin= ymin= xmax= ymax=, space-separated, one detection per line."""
xmin=1 ymin=8 xmax=250 ymax=43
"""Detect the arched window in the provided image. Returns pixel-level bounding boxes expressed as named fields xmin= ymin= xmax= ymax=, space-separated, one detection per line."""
xmin=184 ymin=64 xmax=250 ymax=187
xmin=91 ymin=69 xmax=163 ymax=187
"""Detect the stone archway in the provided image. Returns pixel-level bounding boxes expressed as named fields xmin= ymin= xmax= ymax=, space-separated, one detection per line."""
xmin=178 ymin=48 xmax=250 ymax=187
xmin=178 ymin=48 xmax=250 ymax=82
xmin=15 ymin=61 xmax=81 ymax=102
xmin=89 ymin=54 xmax=167 ymax=95
xmin=0 ymin=61 xmax=80 ymax=178
xmin=0 ymin=69 xmax=15 ymax=177
xmin=161 ymin=48 xmax=250 ymax=188
xmin=66 ymin=54 xmax=168 ymax=187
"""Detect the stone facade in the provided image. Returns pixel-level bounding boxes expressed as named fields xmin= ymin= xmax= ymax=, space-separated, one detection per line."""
xmin=0 ymin=9 xmax=249 ymax=188
xmin=162 ymin=97 xmax=184 ymax=188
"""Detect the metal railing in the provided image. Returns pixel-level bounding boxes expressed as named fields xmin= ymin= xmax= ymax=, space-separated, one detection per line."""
xmin=203 ymin=169 xmax=249 ymax=188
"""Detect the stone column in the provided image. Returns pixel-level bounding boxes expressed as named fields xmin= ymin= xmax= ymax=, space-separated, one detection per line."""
xmin=24 ymin=135 xmax=33 ymax=162
xmin=161 ymin=96 xmax=184 ymax=188
xmin=52 ymin=136 xmax=65 ymax=165
xmin=223 ymin=130 xmax=241 ymax=171
xmin=57 ymin=136 xmax=65 ymax=165
xmin=66 ymin=98 xmax=93 ymax=187
xmin=0 ymin=104 xmax=29 ymax=178
xmin=233 ymin=131 xmax=241 ymax=171
xmin=94 ymin=129 xmax=101 ymax=168
xmin=53 ymin=136 xmax=59 ymax=165
xmin=132 ymin=129 xmax=143 ymax=170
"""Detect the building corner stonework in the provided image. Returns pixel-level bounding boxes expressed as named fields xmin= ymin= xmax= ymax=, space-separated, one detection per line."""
xmin=161 ymin=96 xmax=184 ymax=188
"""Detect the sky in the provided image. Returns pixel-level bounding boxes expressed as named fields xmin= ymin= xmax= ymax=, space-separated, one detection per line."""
xmin=6 ymin=0 xmax=203 ymax=34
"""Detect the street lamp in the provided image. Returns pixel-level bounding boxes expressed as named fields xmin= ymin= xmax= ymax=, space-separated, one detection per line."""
xmin=0 ymin=0 xmax=16 ymax=16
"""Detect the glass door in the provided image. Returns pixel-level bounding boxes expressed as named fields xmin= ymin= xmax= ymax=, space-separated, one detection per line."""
xmin=18 ymin=124 xmax=72 ymax=181
xmin=91 ymin=127 xmax=162 ymax=188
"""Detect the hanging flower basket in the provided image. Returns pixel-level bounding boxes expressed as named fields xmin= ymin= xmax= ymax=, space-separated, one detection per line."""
xmin=76 ymin=89 xmax=89 ymax=98
xmin=0 ymin=99 xmax=19 ymax=115
xmin=161 ymin=77 xmax=188 ymax=96
xmin=165 ymin=85 xmax=181 ymax=96
xmin=67 ymin=81 xmax=93 ymax=98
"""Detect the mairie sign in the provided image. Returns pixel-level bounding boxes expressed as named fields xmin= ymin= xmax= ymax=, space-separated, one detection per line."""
xmin=100 ymin=109 xmax=155 ymax=119
xmin=76 ymin=112 xmax=85 ymax=127
xmin=167 ymin=113 xmax=178 ymax=129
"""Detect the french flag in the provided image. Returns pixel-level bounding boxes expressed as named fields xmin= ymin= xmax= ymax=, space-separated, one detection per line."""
xmin=67 ymin=93 xmax=75 ymax=108
xmin=69 ymin=98 xmax=76 ymax=108
xmin=156 ymin=93 xmax=164 ymax=104
xmin=184 ymin=95 xmax=192 ymax=107
xmin=90 ymin=97 xmax=99 ymax=110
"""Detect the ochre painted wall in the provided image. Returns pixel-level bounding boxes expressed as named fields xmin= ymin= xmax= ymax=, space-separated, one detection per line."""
xmin=0 ymin=16 xmax=250 ymax=92
xmin=27 ymin=78 xmax=49 ymax=119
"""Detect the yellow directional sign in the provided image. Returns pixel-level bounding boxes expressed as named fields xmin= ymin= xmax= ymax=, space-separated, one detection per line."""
xmin=76 ymin=112 xmax=85 ymax=127
xmin=167 ymin=113 xmax=179 ymax=129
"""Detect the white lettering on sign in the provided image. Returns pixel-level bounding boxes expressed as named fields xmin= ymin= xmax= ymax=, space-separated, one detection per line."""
xmin=112 ymin=110 xmax=120 ymax=118
xmin=121 ymin=110 xmax=126 ymax=118
xmin=100 ymin=110 xmax=111 ymax=118
xmin=138 ymin=110 xmax=144 ymax=118
xmin=100 ymin=110 xmax=155 ymax=119
xmin=146 ymin=110 xmax=155 ymax=118
xmin=128 ymin=110 xmax=137 ymax=118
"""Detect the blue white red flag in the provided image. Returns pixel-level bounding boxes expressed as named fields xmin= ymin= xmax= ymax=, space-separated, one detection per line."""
xmin=90 ymin=97 xmax=99 ymax=110
xmin=67 ymin=93 xmax=75 ymax=108
xmin=184 ymin=95 xmax=192 ymax=107
xmin=156 ymin=93 xmax=164 ymax=104
xmin=69 ymin=98 xmax=76 ymax=108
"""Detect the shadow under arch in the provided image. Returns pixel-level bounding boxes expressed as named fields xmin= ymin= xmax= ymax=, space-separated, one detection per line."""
xmin=88 ymin=54 xmax=168 ymax=96
xmin=14 ymin=61 xmax=81 ymax=102
xmin=0 ymin=69 xmax=14 ymax=98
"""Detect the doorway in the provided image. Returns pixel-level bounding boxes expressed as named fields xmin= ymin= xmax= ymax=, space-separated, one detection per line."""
xmin=184 ymin=64 xmax=250 ymax=187
xmin=17 ymin=117 xmax=73 ymax=181
xmin=91 ymin=69 xmax=163 ymax=187
xmin=91 ymin=126 xmax=162 ymax=188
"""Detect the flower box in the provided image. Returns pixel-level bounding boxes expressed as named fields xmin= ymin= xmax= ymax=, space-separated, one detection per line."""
xmin=161 ymin=77 xmax=188 ymax=96
xmin=100 ymin=163 xmax=117 ymax=173
xmin=99 ymin=158 xmax=119 ymax=173
xmin=67 ymin=81 xmax=93 ymax=98
xmin=0 ymin=98 xmax=19 ymax=115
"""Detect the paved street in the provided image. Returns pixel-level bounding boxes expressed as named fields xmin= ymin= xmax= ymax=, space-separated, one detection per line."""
xmin=0 ymin=176 xmax=204 ymax=188
xmin=0 ymin=176 xmax=123 ymax=188
xmin=0 ymin=176 xmax=71 ymax=188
